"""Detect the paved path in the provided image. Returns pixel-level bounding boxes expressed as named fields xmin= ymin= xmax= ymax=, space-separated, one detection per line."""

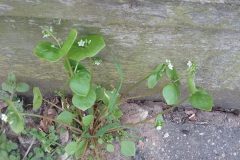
xmin=108 ymin=101 xmax=240 ymax=160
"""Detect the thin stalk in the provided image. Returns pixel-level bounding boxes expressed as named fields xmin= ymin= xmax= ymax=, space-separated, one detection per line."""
xmin=74 ymin=62 xmax=79 ymax=73
xmin=22 ymin=138 xmax=35 ymax=160
xmin=65 ymin=58 xmax=74 ymax=77
xmin=81 ymin=140 xmax=89 ymax=159
xmin=49 ymin=32 xmax=61 ymax=48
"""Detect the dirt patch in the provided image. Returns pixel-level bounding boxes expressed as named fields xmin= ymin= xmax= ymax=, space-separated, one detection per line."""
xmin=1 ymin=97 xmax=239 ymax=160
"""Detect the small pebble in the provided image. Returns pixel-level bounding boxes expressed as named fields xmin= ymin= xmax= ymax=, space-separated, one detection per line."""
xmin=163 ymin=133 xmax=169 ymax=138
xmin=199 ymin=133 xmax=204 ymax=136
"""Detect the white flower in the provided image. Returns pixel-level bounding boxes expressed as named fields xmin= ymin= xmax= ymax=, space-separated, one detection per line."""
xmin=94 ymin=61 xmax=101 ymax=65
xmin=78 ymin=39 xmax=85 ymax=47
xmin=156 ymin=126 xmax=162 ymax=130
xmin=168 ymin=63 xmax=173 ymax=70
xmin=42 ymin=34 xmax=49 ymax=38
xmin=49 ymin=26 xmax=53 ymax=32
xmin=187 ymin=61 xmax=192 ymax=68
xmin=1 ymin=114 xmax=8 ymax=122
xmin=165 ymin=59 xmax=171 ymax=63
xmin=166 ymin=59 xmax=173 ymax=70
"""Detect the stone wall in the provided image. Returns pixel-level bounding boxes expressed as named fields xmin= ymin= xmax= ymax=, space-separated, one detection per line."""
xmin=0 ymin=0 xmax=240 ymax=108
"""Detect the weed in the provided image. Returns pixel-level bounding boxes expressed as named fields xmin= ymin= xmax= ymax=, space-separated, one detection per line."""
xmin=0 ymin=27 xmax=213 ymax=159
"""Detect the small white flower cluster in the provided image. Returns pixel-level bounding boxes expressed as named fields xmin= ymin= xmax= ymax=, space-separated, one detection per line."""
xmin=166 ymin=59 xmax=173 ymax=70
xmin=156 ymin=126 xmax=162 ymax=130
xmin=78 ymin=39 xmax=91 ymax=47
xmin=0 ymin=113 xmax=8 ymax=122
xmin=187 ymin=60 xmax=192 ymax=68
xmin=41 ymin=26 xmax=53 ymax=38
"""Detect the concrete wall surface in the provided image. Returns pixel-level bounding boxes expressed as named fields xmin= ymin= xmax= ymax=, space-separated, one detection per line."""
xmin=0 ymin=0 xmax=240 ymax=109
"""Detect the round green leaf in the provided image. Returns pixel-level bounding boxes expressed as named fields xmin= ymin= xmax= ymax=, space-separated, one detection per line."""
xmin=33 ymin=87 xmax=43 ymax=110
xmin=106 ymin=144 xmax=114 ymax=153
xmin=2 ymin=82 xmax=15 ymax=94
xmin=75 ymin=140 xmax=87 ymax=157
xmin=34 ymin=41 xmax=61 ymax=62
xmin=189 ymin=90 xmax=213 ymax=111
xmin=65 ymin=141 xmax=78 ymax=155
xmin=98 ymin=138 xmax=104 ymax=144
xmin=162 ymin=83 xmax=180 ymax=105
xmin=72 ymin=88 xmax=96 ymax=111
xmin=147 ymin=74 xmax=158 ymax=89
xmin=56 ymin=111 xmax=75 ymax=124
xmin=69 ymin=70 xmax=91 ymax=97
xmin=120 ymin=141 xmax=136 ymax=157
xmin=82 ymin=115 xmax=94 ymax=126
xmin=16 ymin=82 xmax=30 ymax=93
xmin=68 ymin=35 xmax=105 ymax=61
xmin=6 ymin=100 xmax=24 ymax=134
xmin=35 ymin=29 xmax=78 ymax=62
xmin=59 ymin=29 xmax=77 ymax=57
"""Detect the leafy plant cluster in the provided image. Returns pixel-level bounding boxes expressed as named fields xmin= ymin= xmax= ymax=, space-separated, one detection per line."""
xmin=0 ymin=72 xmax=29 ymax=133
xmin=24 ymin=126 xmax=64 ymax=160
xmin=147 ymin=60 xmax=213 ymax=111
xmin=0 ymin=27 xmax=214 ymax=159
xmin=32 ymin=27 xmax=135 ymax=159
xmin=0 ymin=133 xmax=21 ymax=160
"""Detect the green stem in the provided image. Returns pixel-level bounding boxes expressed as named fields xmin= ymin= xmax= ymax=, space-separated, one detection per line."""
xmin=65 ymin=58 xmax=74 ymax=77
xmin=74 ymin=62 xmax=79 ymax=73
xmin=49 ymin=32 xmax=61 ymax=48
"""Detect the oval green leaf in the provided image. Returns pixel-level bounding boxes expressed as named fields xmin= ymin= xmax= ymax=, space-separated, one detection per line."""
xmin=82 ymin=115 xmax=94 ymax=126
xmin=106 ymin=144 xmax=114 ymax=153
xmin=72 ymin=88 xmax=96 ymax=111
xmin=33 ymin=87 xmax=43 ymax=110
xmin=68 ymin=35 xmax=105 ymax=61
xmin=59 ymin=29 xmax=78 ymax=57
xmin=69 ymin=69 xmax=91 ymax=96
xmin=147 ymin=74 xmax=158 ymax=89
xmin=162 ymin=83 xmax=180 ymax=105
xmin=189 ymin=90 xmax=213 ymax=111
xmin=120 ymin=141 xmax=136 ymax=157
xmin=65 ymin=141 xmax=78 ymax=155
xmin=34 ymin=41 xmax=61 ymax=62
xmin=56 ymin=111 xmax=75 ymax=124
xmin=16 ymin=82 xmax=30 ymax=93
xmin=6 ymin=100 xmax=24 ymax=134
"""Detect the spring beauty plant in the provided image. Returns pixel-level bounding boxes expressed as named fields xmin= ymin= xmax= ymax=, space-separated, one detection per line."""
xmin=33 ymin=27 xmax=135 ymax=159
xmin=0 ymin=26 xmax=213 ymax=159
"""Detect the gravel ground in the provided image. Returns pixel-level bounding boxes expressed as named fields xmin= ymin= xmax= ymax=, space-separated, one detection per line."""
xmin=107 ymin=101 xmax=240 ymax=160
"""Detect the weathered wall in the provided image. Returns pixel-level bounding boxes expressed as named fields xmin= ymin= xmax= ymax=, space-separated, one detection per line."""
xmin=0 ymin=0 xmax=240 ymax=109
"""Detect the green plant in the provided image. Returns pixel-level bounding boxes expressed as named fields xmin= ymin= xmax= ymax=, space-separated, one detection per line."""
xmin=32 ymin=26 xmax=135 ymax=159
xmin=144 ymin=59 xmax=213 ymax=128
xmin=0 ymin=133 xmax=21 ymax=160
xmin=32 ymin=27 xmax=213 ymax=158
xmin=24 ymin=126 xmax=64 ymax=160
xmin=0 ymin=26 xmax=214 ymax=159
xmin=0 ymin=72 xmax=29 ymax=134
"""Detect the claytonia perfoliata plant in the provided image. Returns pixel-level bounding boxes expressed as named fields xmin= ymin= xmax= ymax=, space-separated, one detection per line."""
xmin=0 ymin=26 xmax=214 ymax=159
xmin=146 ymin=59 xmax=213 ymax=130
